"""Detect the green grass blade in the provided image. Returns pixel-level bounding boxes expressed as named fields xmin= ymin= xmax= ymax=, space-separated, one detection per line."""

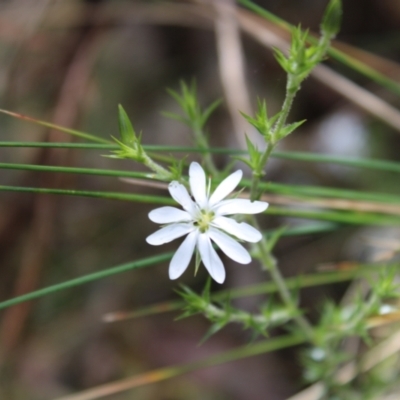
xmin=0 ymin=184 xmax=398 ymax=225
xmin=328 ymin=45 xmax=400 ymax=98
xmin=0 ymin=162 xmax=150 ymax=179
xmin=0 ymin=142 xmax=116 ymax=149
xmin=0 ymin=109 xmax=111 ymax=144
xmin=2 ymin=142 xmax=400 ymax=174
xmin=272 ymin=151 xmax=400 ymax=174
xmin=0 ymin=184 xmax=174 ymax=205
xmin=267 ymin=206 xmax=400 ymax=225
xmin=0 ymin=155 xmax=400 ymax=183
xmin=0 ymin=252 xmax=174 ymax=310
xmin=267 ymin=222 xmax=338 ymax=237
xmin=262 ymin=182 xmax=400 ymax=205
xmin=239 ymin=0 xmax=290 ymax=29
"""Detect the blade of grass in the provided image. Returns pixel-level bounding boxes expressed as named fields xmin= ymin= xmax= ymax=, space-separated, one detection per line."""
xmin=328 ymin=45 xmax=400 ymax=98
xmin=55 ymin=333 xmax=305 ymax=400
xmin=258 ymin=181 xmax=400 ymax=205
xmin=261 ymin=193 xmax=400 ymax=217
xmin=0 ymin=184 xmax=399 ymax=225
xmin=0 ymin=109 xmax=111 ymax=144
xmin=2 ymin=143 xmax=400 ymax=174
xmin=0 ymin=142 xmax=116 ymax=149
xmin=0 ymin=162 xmax=150 ymax=179
xmin=0 ymin=184 xmax=174 ymax=205
xmin=2 ymin=163 xmax=400 ymax=206
xmin=0 ymin=252 xmax=174 ymax=311
xmin=267 ymin=205 xmax=400 ymax=226
xmin=265 ymin=222 xmax=338 ymax=237
xmin=272 ymin=151 xmax=400 ymax=174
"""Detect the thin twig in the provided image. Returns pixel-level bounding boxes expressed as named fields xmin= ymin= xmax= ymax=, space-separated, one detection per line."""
xmin=212 ymin=0 xmax=262 ymax=149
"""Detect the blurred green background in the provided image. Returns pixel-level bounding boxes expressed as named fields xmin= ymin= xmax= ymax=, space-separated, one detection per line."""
xmin=0 ymin=0 xmax=400 ymax=399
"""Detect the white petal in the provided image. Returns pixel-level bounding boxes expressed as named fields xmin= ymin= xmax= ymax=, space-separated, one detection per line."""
xmin=208 ymin=227 xmax=251 ymax=264
xmin=209 ymin=170 xmax=242 ymax=206
xmin=169 ymin=231 xmax=198 ymax=280
xmin=198 ymin=233 xmax=226 ymax=284
xmin=189 ymin=162 xmax=208 ymax=208
xmin=212 ymin=216 xmax=262 ymax=243
xmin=149 ymin=207 xmax=192 ymax=224
xmin=214 ymin=199 xmax=268 ymax=215
xmin=168 ymin=181 xmax=197 ymax=215
xmin=146 ymin=223 xmax=194 ymax=245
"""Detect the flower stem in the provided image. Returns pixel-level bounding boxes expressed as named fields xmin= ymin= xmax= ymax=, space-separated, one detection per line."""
xmin=142 ymin=153 xmax=173 ymax=181
xmin=203 ymin=302 xmax=291 ymax=327
xmin=272 ymin=75 xmax=298 ymax=140
xmin=251 ymin=216 xmax=315 ymax=342
xmin=193 ymin=125 xmax=219 ymax=177
xmin=250 ymin=142 xmax=275 ymax=201
xmin=249 ymin=75 xmax=299 ymax=201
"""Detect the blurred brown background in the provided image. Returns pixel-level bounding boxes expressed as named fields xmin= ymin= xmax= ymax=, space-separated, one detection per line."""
xmin=0 ymin=0 xmax=400 ymax=399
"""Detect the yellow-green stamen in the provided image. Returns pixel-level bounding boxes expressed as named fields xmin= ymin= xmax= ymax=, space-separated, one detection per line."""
xmin=196 ymin=210 xmax=215 ymax=233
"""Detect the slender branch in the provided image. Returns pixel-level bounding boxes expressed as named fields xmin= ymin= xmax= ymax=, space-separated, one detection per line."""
xmin=251 ymin=216 xmax=316 ymax=341
xmin=192 ymin=126 xmax=219 ymax=177
xmin=250 ymin=142 xmax=274 ymax=201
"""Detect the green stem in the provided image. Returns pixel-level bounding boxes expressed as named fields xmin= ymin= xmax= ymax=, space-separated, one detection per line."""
xmin=250 ymin=75 xmax=299 ymax=201
xmin=272 ymin=76 xmax=298 ymax=139
xmin=250 ymin=142 xmax=275 ymax=201
xmin=193 ymin=125 xmax=219 ymax=177
xmin=3 ymin=161 xmax=400 ymax=205
xmin=248 ymin=6 xmax=334 ymax=200
xmin=0 ymin=184 xmax=174 ymax=205
xmin=0 ymin=252 xmax=174 ymax=310
xmin=1 ymin=184 xmax=399 ymax=226
xmin=142 ymin=153 xmax=173 ymax=181
xmin=204 ymin=302 xmax=292 ymax=328
xmin=252 ymin=216 xmax=316 ymax=342
xmin=2 ymin=143 xmax=400 ymax=174
xmin=0 ymin=108 xmax=110 ymax=144
xmin=0 ymin=162 xmax=149 ymax=179
xmin=312 ymin=28 xmax=334 ymax=66
xmin=340 ymin=292 xmax=379 ymax=338
xmin=266 ymin=206 xmax=400 ymax=226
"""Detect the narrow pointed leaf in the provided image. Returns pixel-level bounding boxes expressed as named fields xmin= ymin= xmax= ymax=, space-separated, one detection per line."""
xmin=118 ymin=104 xmax=136 ymax=145
xmin=201 ymin=98 xmax=222 ymax=127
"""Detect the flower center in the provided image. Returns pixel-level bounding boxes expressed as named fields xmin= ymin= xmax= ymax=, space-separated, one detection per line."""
xmin=195 ymin=209 xmax=215 ymax=233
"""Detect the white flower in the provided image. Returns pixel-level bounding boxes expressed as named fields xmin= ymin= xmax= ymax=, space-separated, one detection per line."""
xmin=146 ymin=162 xmax=268 ymax=283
